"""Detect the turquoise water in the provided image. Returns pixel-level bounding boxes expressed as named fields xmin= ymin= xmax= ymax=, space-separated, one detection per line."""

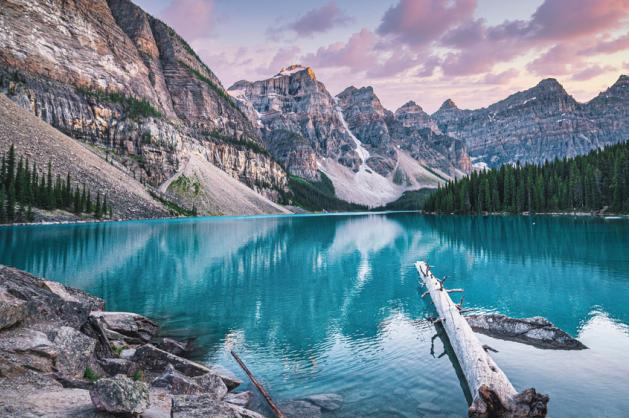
xmin=1 ymin=213 xmax=629 ymax=417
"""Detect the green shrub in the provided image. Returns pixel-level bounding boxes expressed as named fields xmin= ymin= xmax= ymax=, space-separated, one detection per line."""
xmin=83 ymin=367 xmax=99 ymax=382
xmin=76 ymin=86 xmax=162 ymax=120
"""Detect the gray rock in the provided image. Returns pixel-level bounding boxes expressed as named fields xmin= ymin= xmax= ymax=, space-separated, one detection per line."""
xmin=279 ymin=400 xmax=323 ymax=418
xmin=224 ymin=391 xmax=253 ymax=408
xmin=466 ymin=314 xmax=587 ymax=350
xmin=302 ymin=393 xmax=344 ymax=411
xmin=171 ymin=394 xmax=265 ymax=418
xmin=208 ymin=364 xmax=243 ymax=390
xmin=120 ymin=348 xmax=136 ymax=360
xmin=132 ymin=344 xmax=211 ymax=377
xmin=89 ymin=311 xmax=158 ymax=344
xmin=159 ymin=337 xmax=188 ymax=356
xmin=89 ymin=375 xmax=149 ymax=415
xmin=0 ymin=287 xmax=27 ymax=330
xmin=151 ymin=364 xmax=227 ymax=398
xmin=99 ymin=358 xmax=138 ymax=377
xmin=52 ymin=326 xmax=97 ymax=378
xmin=0 ymin=265 xmax=103 ymax=329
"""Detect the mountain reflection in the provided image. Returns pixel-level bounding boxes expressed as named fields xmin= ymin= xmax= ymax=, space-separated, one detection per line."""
xmin=1 ymin=213 xmax=628 ymax=359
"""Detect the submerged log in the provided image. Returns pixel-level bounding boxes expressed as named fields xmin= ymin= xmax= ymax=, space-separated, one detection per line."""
xmin=416 ymin=262 xmax=549 ymax=418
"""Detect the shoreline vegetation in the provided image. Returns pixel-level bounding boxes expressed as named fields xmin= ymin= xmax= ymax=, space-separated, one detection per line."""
xmin=423 ymin=141 xmax=629 ymax=215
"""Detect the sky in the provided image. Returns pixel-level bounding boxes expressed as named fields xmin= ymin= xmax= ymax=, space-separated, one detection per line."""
xmin=134 ymin=0 xmax=629 ymax=113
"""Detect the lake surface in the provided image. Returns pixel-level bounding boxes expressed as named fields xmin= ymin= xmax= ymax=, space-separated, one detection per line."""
xmin=1 ymin=213 xmax=629 ymax=417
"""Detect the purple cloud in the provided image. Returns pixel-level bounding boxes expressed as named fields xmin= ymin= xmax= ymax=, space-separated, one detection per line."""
xmin=482 ymin=69 xmax=520 ymax=84
xmin=287 ymin=2 xmax=352 ymax=37
xmin=377 ymin=0 xmax=476 ymax=46
xmin=572 ymin=64 xmax=615 ymax=81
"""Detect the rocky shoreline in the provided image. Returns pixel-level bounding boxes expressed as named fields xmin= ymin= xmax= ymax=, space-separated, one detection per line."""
xmin=0 ymin=264 xmax=266 ymax=417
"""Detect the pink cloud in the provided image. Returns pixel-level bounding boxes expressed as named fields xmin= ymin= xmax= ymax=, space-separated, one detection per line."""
xmin=161 ymin=0 xmax=214 ymax=41
xmin=581 ymin=32 xmax=629 ymax=55
xmin=529 ymin=0 xmax=629 ymax=41
xmin=526 ymin=45 xmax=580 ymax=76
xmin=288 ymin=2 xmax=352 ymax=37
xmin=571 ymin=64 xmax=615 ymax=81
xmin=377 ymin=0 xmax=476 ymax=46
xmin=482 ymin=69 xmax=520 ymax=84
xmin=303 ymin=29 xmax=378 ymax=71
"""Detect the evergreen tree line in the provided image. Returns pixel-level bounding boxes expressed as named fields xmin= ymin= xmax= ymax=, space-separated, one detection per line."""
xmin=423 ymin=141 xmax=629 ymax=214
xmin=1 ymin=145 xmax=113 ymax=223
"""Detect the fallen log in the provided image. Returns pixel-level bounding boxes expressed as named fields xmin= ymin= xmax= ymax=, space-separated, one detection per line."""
xmin=416 ymin=261 xmax=549 ymax=418
xmin=231 ymin=350 xmax=286 ymax=418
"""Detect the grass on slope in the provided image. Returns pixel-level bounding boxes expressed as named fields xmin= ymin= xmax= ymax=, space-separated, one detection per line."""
xmin=288 ymin=172 xmax=367 ymax=212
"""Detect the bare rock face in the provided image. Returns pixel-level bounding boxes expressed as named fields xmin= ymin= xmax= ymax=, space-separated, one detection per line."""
xmin=0 ymin=0 xmax=288 ymax=215
xmin=52 ymin=326 xmax=97 ymax=378
xmin=89 ymin=311 xmax=158 ymax=344
xmin=336 ymin=86 xmax=471 ymax=178
xmin=432 ymin=77 xmax=629 ymax=168
xmin=151 ymin=363 xmax=228 ymax=398
xmin=0 ymin=287 xmax=27 ymax=330
xmin=172 ymin=394 xmax=266 ymax=418
xmin=89 ymin=374 xmax=150 ymax=415
xmin=228 ymin=65 xmax=360 ymax=179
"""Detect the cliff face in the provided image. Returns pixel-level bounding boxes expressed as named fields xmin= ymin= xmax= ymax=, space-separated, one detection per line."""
xmin=432 ymin=77 xmax=629 ymax=167
xmin=229 ymin=65 xmax=360 ymax=181
xmin=0 ymin=0 xmax=288 ymax=214
xmin=336 ymin=86 xmax=471 ymax=178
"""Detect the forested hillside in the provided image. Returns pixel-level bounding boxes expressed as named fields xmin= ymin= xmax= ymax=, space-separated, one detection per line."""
xmin=1 ymin=145 xmax=112 ymax=223
xmin=423 ymin=141 xmax=629 ymax=214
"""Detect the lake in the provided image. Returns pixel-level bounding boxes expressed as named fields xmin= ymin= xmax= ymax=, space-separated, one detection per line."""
xmin=1 ymin=213 xmax=628 ymax=417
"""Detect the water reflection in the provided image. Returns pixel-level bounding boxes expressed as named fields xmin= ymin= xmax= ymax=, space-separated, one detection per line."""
xmin=1 ymin=213 xmax=629 ymax=417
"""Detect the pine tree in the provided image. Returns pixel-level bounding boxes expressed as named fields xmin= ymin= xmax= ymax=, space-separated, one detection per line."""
xmin=95 ymin=192 xmax=102 ymax=218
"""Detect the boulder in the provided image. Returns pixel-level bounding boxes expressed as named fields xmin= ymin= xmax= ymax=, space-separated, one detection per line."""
xmin=279 ymin=400 xmax=322 ymax=418
xmin=159 ymin=337 xmax=188 ymax=355
xmin=89 ymin=375 xmax=150 ymax=415
xmin=208 ymin=364 xmax=243 ymax=390
xmin=99 ymin=358 xmax=138 ymax=377
xmin=302 ymin=393 xmax=344 ymax=411
xmin=224 ymin=391 xmax=253 ymax=408
xmin=465 ymin=314 xmax=587 ymax=350
xmin=151 ymin=363 xmax=227 ymax=398
xmin=89 ymin=311 xmax=158 ymax=344
xmin=120 ymin=348 xmax=136 ymax=360
xmin=133 ymin=344 xmax=211 ymax=377
xmin=0 ymin=287 xmax=27 ymax=330
xmin=0 ymin=266 xmax=103 ymax=329
xmin=52 ymin=326 xmax=97 ymax=378
xmin=171 ymin=394 xmax=266 ymax=418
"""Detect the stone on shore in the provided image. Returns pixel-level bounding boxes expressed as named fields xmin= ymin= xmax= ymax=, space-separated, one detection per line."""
xmin=89 ymin=374 xmax=150 ymax=415
xmin=159 ymin=337 xmax=189 ymax=355
xmin=280 ymin=400 xmax=323 ymax=418
xmin=0 ymin=287 xmax=27 ymax=330
xmin=133 ymin=344 xmax=211 ymax=376
xmin=171 ymin=394 xmax=266 ymax=418
xmin=302 ymin=393 xmax=344 ymax=411
xmin=53 ymin=326 xmax=97 ymax=377
xmin=151 ymin=363 xmax=228 ymax=398
xmin=89 ymin=311 xmax=158 ymax=344
xmin=465 ymin=314 xmax=587 ymax=350
xmin=224 ymin=391 xmax=254 ymax=408
xmin=99 ymin=358 xmax=138 ymax=377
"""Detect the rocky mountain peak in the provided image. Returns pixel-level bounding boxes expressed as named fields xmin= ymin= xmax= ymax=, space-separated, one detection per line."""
xmin=439 ymin=99 xmax=458 ymax=111
xmin=275 ymin=64 xmax=316 ymax=80
xmin=395 ymin=101 xmax=440 ymax=133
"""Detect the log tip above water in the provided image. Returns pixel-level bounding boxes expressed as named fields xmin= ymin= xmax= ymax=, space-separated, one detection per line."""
xmin=469 ymin=385 xmax=549 ymax=418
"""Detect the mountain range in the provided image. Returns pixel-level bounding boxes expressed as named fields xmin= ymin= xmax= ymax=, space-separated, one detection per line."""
xmin=0 ymin=0 xmax=628 ymax=217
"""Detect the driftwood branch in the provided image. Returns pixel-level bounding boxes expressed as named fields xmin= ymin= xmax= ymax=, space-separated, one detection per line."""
xmin=416 ymin=261 xmax=548 ymax=418
xmin=231 ymin=350 xmax=286 ymax=418
xmin=88 ymin=315 xmax=114 ymax=358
